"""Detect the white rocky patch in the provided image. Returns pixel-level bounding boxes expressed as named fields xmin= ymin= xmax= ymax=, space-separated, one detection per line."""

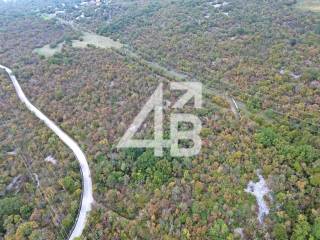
xmin=290 ymin=72 xmax=301 ymax=79
xmin=6 ymin=175 xmax=22 ymax=191
xmin=213 ymin=1 xmax=229 ymax=8
xmin=245 ymin=171 xmax=272 ymax=224
xmin=279 ymin=68 xmax=301 ymax=79
xmin=279 ymin=68 xmax=285 ymax=75
xmin=6 ymin=150 xmax=17 ymax=156
xmin=234 ymin=228 xmax=244 ymax=239
xmin=45 ymin=155 xmax=57 ymax=165
xmin=33 ymin=173 xmax=40 ymax=188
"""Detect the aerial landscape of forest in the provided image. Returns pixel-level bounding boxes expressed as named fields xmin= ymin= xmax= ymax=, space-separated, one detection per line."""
xmin=0 ymin=0 xmax=319 ymax=239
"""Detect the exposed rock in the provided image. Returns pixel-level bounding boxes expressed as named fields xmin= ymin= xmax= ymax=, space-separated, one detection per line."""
xmin=6 ymin=175 xmax=23 ymax=192
xmin=310 ymin=81 xmax=320 ymax=89
xmin=45 ymin=155 xmax=57 ymax=165
xmin=234 ymin=228 xmax=244 ymax=239
xmin=245 ymin=171 xmax=272 ymax=224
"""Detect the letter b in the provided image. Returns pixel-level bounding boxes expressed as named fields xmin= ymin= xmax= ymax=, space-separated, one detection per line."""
xmin=170 ymin=114 xmax=202 ymax=157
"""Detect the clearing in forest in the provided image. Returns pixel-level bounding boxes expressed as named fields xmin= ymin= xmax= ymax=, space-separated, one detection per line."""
xmin=33 ymin=42 xmax=64 ymax=57
xmin=72 ymin=32 xmax=123 ymax=49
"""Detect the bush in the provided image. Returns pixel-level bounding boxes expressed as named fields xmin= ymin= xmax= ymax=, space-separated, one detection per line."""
xmin=212 ymin=96 xmax=229 ymax=108
xmin=291 ymin=215 xmax=311 ymax=240
xmin=247 ymin=97 xmax=262 ymax=111
xmin=0 ymin=197 xmax=23 ymax=218
xmin=15 ymin=221 xmax=38 ymax=238
xmin=62 ymin=176 xmax=78 ymax=193
xmin=256 ymin=128 xmax=279 ymax=147
xmin=273 ymin=223 xmax=288 ymax=240
xmin=312 ymin=217 xmax=320 ymax=239
xmin=208 ymin=219 xmax=231 ymax=239
xmin=310 ymin=173 xmax=320 ymax=187
xmin=20 ymin=204 xmax=34 ymax=219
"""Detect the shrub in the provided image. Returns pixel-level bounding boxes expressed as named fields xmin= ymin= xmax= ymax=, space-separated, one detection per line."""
xmin=212 ymin=96 xmax=229 ymax=108
xmin=291 ymin=215 xmax=311 ymax=240
xmin=312 ymin=217 xmax=320 ymax=239
xmin=256 ymin=128 xmax=279 ymax=147
xmin=310 ymin=173 xmax=320 ymax=187
xmin=208 ymin=219 xmax=230 ymax=239
xmin=273 ymin=223 xmax=288 ymax=240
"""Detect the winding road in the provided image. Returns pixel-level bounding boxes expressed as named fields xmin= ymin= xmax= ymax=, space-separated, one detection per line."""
xmin=0 ymin=64 xmax=93 ymax=240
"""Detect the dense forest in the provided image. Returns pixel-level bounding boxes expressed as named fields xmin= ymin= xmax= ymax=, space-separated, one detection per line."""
xmin=0 ymin=0 xmax=319 ymax=239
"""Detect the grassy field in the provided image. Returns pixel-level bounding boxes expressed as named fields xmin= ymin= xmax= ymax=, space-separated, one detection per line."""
xmin=297 ymin=0 xmax=320 ymax=12
xmin=33 ymin=42 xmax=64 ymax=57
xmin=72 ymin=32 xmax=123 ymax=49
xmin=34 ymin=32 xmax=123 ymax=58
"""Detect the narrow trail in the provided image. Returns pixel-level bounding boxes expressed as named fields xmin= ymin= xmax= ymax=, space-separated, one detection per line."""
xmin=228 ymin=96 xmax=240 ymax=120
xmin=0 ymin=64 xmax=94 ymax=240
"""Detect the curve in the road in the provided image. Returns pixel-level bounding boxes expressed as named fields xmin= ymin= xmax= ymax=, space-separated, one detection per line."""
xmin=0 ymin=64 xmax=93 ymax=240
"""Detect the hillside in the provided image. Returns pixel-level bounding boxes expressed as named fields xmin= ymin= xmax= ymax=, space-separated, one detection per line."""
xmin=0 ymin=0 xmax=319 ymax=239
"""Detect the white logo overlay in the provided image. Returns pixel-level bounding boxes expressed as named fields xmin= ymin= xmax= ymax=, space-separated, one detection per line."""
xmin=117 ymin=82 xmax=202 ymax=157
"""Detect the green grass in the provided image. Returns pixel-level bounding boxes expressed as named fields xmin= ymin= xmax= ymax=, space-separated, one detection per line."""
xmin=33 ymin=42 xmax=64 ymax=57
xmin=71 ymin=32 xmax=123 ymax=50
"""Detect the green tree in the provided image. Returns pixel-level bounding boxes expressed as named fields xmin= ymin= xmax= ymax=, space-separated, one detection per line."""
xmin=62 ymin=176 xmax=78 ymax=193
xmin=256 ymin=128 xmax=279 ymax=147
xmin=312 ymin=217 xmax=320 ymax=239
xmin=273 ymin=223 xmax=288 ymax=240
xmin=291 ymin=215 xmax=311 ymax=240
xmin=15 ymin=221 xmax=38 ymax=238
xmin=20 ymin=204 xmax=34 ymax=219
xmin=208 ymin=219 xmax=230 ymax=239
